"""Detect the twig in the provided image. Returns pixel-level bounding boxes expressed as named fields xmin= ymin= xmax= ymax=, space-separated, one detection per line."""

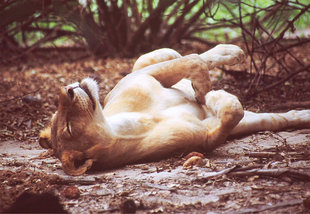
xmin=128 ymin=0 xmax=141 ymax=26
xmin=231 ymin=199 xmax=303 ymax=214
xmin=176 ymin=1 xmax=211 ymax=42
xmin=160 ymin=0 xmax=195 ymax=45
xmin=249 ymin=64 xmax=310 ymax=96
xmin=276 ymin=39 xmax=310 ymax=53
xmin=24 ymin=26 xmax=80 ymax=36
xmin=195 ymin=166 xmax=237 ymax=182
xmin=272 ymin=101 xmax=310 ymax=110
xmin=0 ymin=88 xmax=41 ymax=104
xmin=162 ymin=0 xmax=184 ymax=27
xmin=144 ymin=182 xmax=177 ymax=192
xmin=182 ymin=36 xmax=217 ymax=46
xmin=244 ymin=151 xmax=309 ymax=160
xmin=53 ymin=177 xmax=99 ymax=186
xmin=245 ymin=151 xmax=284 ymax=159
xmin=237 ymin=1 xmax=258 ymax=74
xmin=220 ymin=67 xmax=252 ymax=79
xmin=125 ymin=0 xmax=175 ymax=54
xmin=269 ymin=3 xmax=310 ymax=46
xmin=2 ymin=24 xmax=70 ymax=63
xmin=230 ymin=168 xmax=310 ymax=181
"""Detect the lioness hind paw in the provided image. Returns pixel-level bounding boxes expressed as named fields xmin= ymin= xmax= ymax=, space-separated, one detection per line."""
xmin=200 ymin=44 xmax=245 ymax=68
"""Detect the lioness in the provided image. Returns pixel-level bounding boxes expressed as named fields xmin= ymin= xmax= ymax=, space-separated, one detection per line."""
xmin=39 ymin=44 xmax=310 ymax=176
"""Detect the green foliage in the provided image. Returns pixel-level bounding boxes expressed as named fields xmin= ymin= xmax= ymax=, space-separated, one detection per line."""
xmin=1 ymin=0 xmax=309 ymax=56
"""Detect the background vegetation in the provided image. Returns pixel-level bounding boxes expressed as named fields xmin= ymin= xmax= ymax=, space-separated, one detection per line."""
xmin=1 ymin=0 xmax=309 ymax=94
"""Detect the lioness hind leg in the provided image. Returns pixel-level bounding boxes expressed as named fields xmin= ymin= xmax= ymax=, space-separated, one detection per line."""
xmin=230 ymin=109 xmax=310 ymax=136
xmin=203 ymin=90 xmax=244 ymax=150
xmin=199 ymin=44 xmax=245 ymax=69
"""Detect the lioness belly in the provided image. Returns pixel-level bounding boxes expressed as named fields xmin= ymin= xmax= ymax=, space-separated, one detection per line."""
xmin=107 ymin=112 xmax=159 ymax=136
xmin=161 ymin=103 xmax=205 ymax=120
xmin=107 ymin=101 xmax=205 ymax=137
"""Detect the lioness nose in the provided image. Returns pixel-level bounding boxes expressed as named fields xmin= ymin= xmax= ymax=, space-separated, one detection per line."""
xmin=67 ymin=87 xmax=74 ymax=98
xmin=65 ymin=84 xmax=79 ymax=99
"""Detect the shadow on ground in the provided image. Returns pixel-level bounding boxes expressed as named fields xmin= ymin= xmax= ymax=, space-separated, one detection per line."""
xmin=1 ymin=129 xmax=310 ymax=213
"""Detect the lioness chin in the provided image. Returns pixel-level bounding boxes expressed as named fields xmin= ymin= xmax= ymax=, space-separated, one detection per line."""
xmin=39 ymin=44 xmax=310 ymax=176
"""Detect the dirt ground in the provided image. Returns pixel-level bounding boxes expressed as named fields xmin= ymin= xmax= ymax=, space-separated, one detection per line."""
xmin=1 ymin=44 xmax=310 ymax=213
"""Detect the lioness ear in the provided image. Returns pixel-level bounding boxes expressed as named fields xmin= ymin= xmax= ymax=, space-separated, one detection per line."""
xmin=39 ymin=112 xmax=57 ymax=149
xmin=39 ymin=126 xmax=52 ymax=149
xmin=81 ymin=78 xmax=99 ymax=101
xmin=61 ymin=150 xmax=93 ymax=176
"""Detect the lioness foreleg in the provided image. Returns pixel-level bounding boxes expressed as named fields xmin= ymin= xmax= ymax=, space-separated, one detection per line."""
xmin=61 ymin=150 xmax=94 ymax=176
xmin=138 ymin=45 xmax=245 ymax=104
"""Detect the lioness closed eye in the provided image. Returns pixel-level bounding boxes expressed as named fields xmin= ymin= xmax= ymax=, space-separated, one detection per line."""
xmin=39 ymin=44 xmax=310 ymax=176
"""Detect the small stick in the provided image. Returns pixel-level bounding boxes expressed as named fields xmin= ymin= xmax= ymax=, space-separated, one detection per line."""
xmin=0 ymin=88 xmax=41 ymax=104
xmin=230 ymin=168 xmax=310 ymax=181
xmin=233 ymin=199 xmax=303 ymax=214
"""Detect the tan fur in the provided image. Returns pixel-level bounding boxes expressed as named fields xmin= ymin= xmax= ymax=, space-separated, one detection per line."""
xmin=39 ymin=45 xmax=310 ymax=175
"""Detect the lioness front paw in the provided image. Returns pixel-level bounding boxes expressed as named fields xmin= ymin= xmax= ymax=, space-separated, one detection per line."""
xmin=61 ymin=150 xmax=94 ymax=176
xmin=192 ymin=80 xmax=211 ymax=104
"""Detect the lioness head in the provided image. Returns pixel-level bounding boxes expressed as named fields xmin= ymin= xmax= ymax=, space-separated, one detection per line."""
xmin=39 ymin=78 xmax=107 ymax=175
